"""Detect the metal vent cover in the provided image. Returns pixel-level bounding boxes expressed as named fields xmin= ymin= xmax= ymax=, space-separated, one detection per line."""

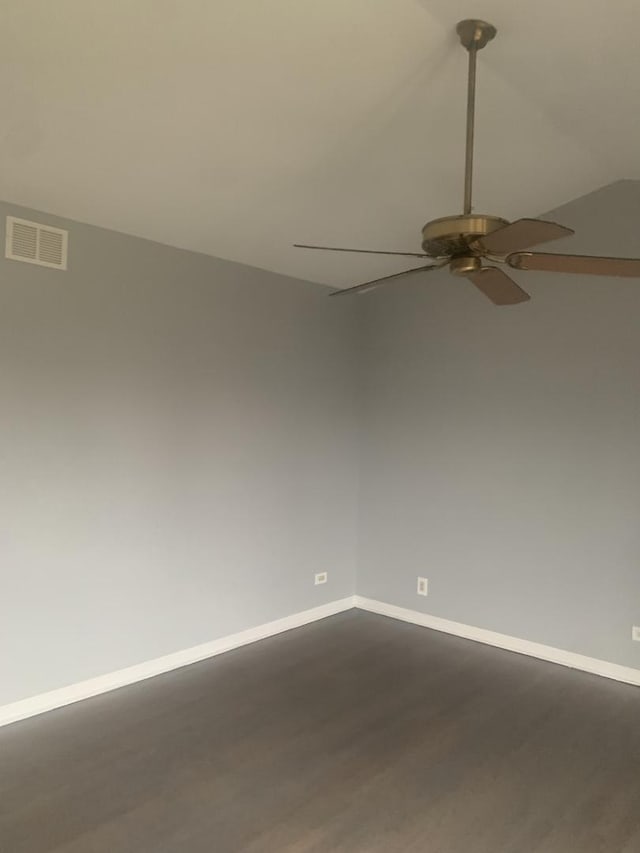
xmin=5 ymin=216 xmax=68 ymax=270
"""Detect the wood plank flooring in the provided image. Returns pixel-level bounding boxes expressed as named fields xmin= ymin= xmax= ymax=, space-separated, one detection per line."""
xmin=1 ymin=610 xmax=639 ymax=852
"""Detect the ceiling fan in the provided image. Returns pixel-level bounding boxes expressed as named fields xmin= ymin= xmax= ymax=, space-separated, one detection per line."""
xmin=294 ymin=19 xmax=640 ymax=305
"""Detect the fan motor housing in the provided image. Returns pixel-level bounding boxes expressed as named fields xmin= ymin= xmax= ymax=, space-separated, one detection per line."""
xmin=421 ymin=214 xmax=509 ymax=257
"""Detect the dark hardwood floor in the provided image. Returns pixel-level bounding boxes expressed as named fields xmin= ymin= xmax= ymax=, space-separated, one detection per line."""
xmin=1 ymin=610 xmax=639 ymax=852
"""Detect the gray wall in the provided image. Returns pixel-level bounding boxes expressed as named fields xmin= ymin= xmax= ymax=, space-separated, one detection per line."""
xmin=0 ymin=202 xmax=359 ymax=706
xmin=3 ymin=180 xmax=640 ymax=708
xmin=358 ymin=180 xmax=640 ymax=669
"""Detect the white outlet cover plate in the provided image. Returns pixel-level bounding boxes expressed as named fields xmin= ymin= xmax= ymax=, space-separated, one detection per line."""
xmin=314 ymin=572 xmax=328 ymax=586
xmin=632 ymin=626 xmax=640 ymax=642
xmin=417 ymin=577 xmax=428 ymax=596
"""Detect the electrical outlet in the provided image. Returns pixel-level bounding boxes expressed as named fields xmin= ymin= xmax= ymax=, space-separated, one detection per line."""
xmin=314 ymin=572 xmax=328 ymax=586
xmin=632 ymin=626 xmax=640 ymax=642
xmin=417 ymin=577 xmax=429 ymax=597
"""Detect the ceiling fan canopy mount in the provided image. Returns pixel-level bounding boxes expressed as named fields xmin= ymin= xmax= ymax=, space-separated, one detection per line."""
xmin=455 ymin=19 xmax=497 ymax=52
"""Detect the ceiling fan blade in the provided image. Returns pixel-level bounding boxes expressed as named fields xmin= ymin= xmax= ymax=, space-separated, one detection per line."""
xmin=293 ymin=243 xmax=431 ymax=258
xmin=508 ymin=252 xmax=640 ymax=278
xmin=472 ymin=218 xmax=574 ymax=255
xmin=466 ymin=266 xmax=530 ymax=305
xmin=330 ymin=262 xmax=448 ymax=297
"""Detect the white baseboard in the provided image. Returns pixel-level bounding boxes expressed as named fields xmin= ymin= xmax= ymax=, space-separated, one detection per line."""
xmin=355 ymin=596 xmax=640 ymax=688
xmin=4 ymin=594 xmax=638 ymax=729
xmin=0 ymin=596 xmax=356 ymax=728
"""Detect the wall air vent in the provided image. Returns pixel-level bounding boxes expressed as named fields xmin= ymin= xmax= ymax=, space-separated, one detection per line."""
xmin=5 ymin=216 xmax=68 ymax=270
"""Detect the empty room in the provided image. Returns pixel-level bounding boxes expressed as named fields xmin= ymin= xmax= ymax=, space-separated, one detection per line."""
xmin=1 ymin=2 xmax=640 ymax=851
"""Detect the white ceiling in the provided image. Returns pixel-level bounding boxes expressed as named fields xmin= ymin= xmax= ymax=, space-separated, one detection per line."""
xmin=1 ymin=1 xmax=638 ymax=287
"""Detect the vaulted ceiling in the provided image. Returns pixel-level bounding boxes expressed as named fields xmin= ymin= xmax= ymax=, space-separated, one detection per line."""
xmin=1 ymin=1 xmax=638 ymax=287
